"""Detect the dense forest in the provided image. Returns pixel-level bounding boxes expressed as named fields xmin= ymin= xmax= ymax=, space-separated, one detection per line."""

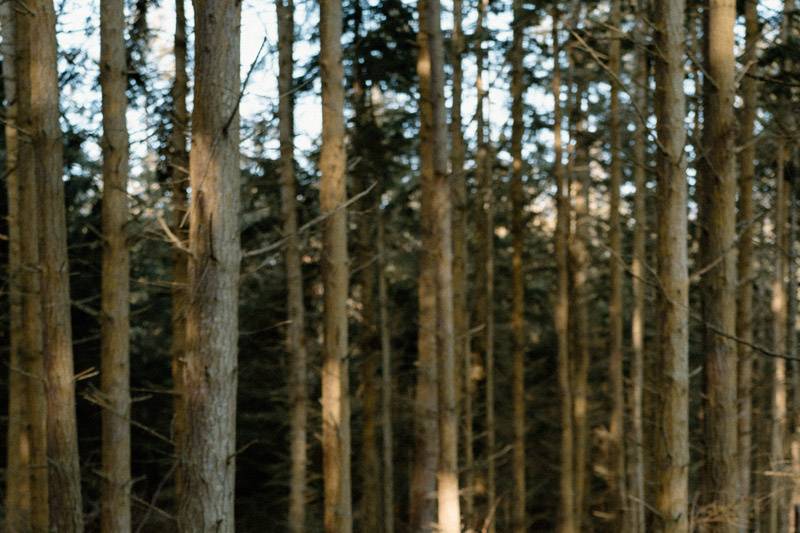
xmin=0 ymin=0 xmax=799 ymax=531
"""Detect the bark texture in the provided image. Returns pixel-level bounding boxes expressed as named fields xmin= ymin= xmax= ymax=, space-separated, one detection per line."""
xmin=99 ymin=1 xmax=132 ymax=530
xmin=177 ymin=2 xmax=241 ymax=531
xmin=27 ymin=1 xmax=84 ymax=529
xmin=653 ymin=0 xmax=690 ymax=529
xmin=378 ymin=205 xmax=394 ymax=533
xmin=320 ymin=0 xmax=353 ymax=530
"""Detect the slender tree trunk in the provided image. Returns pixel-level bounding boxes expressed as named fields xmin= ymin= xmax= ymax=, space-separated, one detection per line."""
xmin=26 ymin=1 xmax=84 ymax=530
xmin=99 ymin=1 xmax=131 ymax=530
xmin=698 ymin=1 xmax=738 ymax=531
xmin=13 ymin=6 xmax=49 ymax=531
xmin=473 ymin=1 xmax=495 ymax=527
xmin=736 ymin=1 xmax=758 ymax=529
xmin=789 ymin=170 xmax=799 ymax=531
xmin=276 ymin=1 xmax=308 ymax=531
xmin=449 ymin=0 xmax=471 ymax=523
xmin=320 ymin=0 xmax=353 ymax=530
xmin=169 ymin=0 xmax=189 ymax=515
xmin=1 ymin=3 xmax=31 ymax=529
xmin=378 ymin=202 xmax=394 ymax=533
xmin=418 ymin=0 xmax=460 ymax=530
xmin=629 ymin=4 xmax=649 ymax=529
xmin=607 ymin=0 xmax=626 ymax=527
xmin=176 ymin=2 xmax=241 ymax=531
xmin=653 ymin=0 xmax=690 ymax=529
xmin=510 ymin=0 xmax=526 ymax=530
xmin=770 ymin=143 xmax=789 ymax=533
xmin=552 ymin=7 xmax=575 ymax=532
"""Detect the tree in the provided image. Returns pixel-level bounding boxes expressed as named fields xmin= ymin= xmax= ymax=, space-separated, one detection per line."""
xmin=607 ymin=0 xmax=626 ymax=526
xmin=176 ymin=1 xmax=241 ymax=531
xmin=169 ymin=0 xmax=189 ymax=515
xmin=653 ymin=0 xmax=690 ymax=528
xmin=99 ymin=0 xmax=132 ymax=530
xmin=552 ymin=6 xmax=575 ymax=531
xmin=378 ymin=202 xmax=395 ymax=533
xmin=510 ymin=0 xmax=526 ymax=530
xmin=320 ymin=0 xmax=353 ymax=530
xmin=698 ymin=0 xmax=738 ymax=529
xmin=25 ymin=0 xmax=84 ymax=529
xmin=416 ymin=0 xmax=460 ymax=528
xmin=276 ymin=1 xmax=308 ymax=531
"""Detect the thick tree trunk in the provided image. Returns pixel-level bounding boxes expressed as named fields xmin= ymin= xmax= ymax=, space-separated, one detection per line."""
xmin=770 ymin=144 xmax=789 ymax=533
xmin=25 ymin=1 xmax=84 ymax=530
xmin=510 ymin=0 xmax=526 ymax=530
xmin=99 ymin=1 xmax=132 ymax=530
xmin=698 ymin=2 xmax=738 ymax=531
xmin=177 ymin=2 xmax=241 ymax=532
xmin=653 ymin=0 xmax=690 ymax=529
xmin=13 ymin=7 xmax=50 ymax=531
xmin=607 ymin=0 xmax=626 ymax=527
xmin=736 ymin=1 xmax=758 ymax=529
xmin=417 ymin=0 xmax=460 ymax=530
xmin=276 ymin=2 xmax=308 ymax=531
xmin=629 ymin=4 xmax=649 ymax=529
xmin=169 ymin=0 xmax=189 ymax=514
xmin=319 ymin=0 xmax=353 ymax=530
xmin=378 ymin=203 xmax=394 ymax=533
xmin=449 ymin=0 xmax=471 ymax=523
xmin=1 ymin=3 xmax=32 ymax=530
xmin=552 ymin=8 xmax=575 ymax=532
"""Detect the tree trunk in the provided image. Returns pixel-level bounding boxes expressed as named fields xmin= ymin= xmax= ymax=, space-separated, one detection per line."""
xmin=697 ymin=2 xmax=738 ymax=531
xmin=1 ymin=2 xmax=32 ymax=529
xmin=629 ymin=3 xmax=649 ymax=529
xmin=736 ymin=1 xmax=758 ymax=530
xmin=552 ymin=7 xmax=576 ymax=531
xmin=25 ymin=1 xmax=84 ymax=530
xmin=99 ymin=1 xmax=131 ymax=530
xmin=169 ymin=0 xmax=189 ymax=515
xmin=789 ymin=169 xmax=799 ymax=531
xmin=449 ymin=0 xmax=471 ymax=523
xmin=607 ymin=0 xmax=626 ymax=527
xmin=378 ymin=201 xmax=394 ymax=533
xmin=319 ymin=0 xmax=353 ymax=530
xmin=653 ymin=0 xmax=690 ymax=529
xmin=473 ymin=1 xmax=495 ymax=527
xmin=177 ymin=2 xmax=241 ymax=531
xmin=770 ymin=143 xmax=789 ymax=533
xmin=418 ymin=0 xmax=460 ymax=530
xmin=276 ymin=1 xmax=308 ymax=531
xmin=510 ymin=0 xmax=526 ymax=530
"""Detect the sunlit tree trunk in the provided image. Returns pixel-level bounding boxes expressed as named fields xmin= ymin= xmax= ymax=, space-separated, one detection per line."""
xmin=629 ymin=3 xmax=648 ymax=529
xmin=320 ymin=0 xmax=353 ymax=530
xmin=770 ymin=143 xmax=789 ymax=533
xmin=169 ymin=0 xmax=189 ymax=514
xmin=418 ymin=0 xmax=460 ymax=529
xmin=449 ymin=0 xmax=471 ymax=523
xmin=552 ymin=7 xmax=575 ymax=532
xmin=276 ymin=0 xmax=308 ymax=530
xmin=26 ymin=1 xmax=84 ymax=529
xmin=607 ymin=0 xmax=626 ymax=527
xmin=99 ymin=1 xmax=132 ymax=530
xmin=1 ymin=3 xmax=31 ymax=529
xmin=510 ymin=0 xmax=526 ymax=530
xmin=789 ymin=169 xmax=799 ymax=531
xmin=653 ymin=0 xmax=690 ymax=529
xmin=736 ymin=1 xmax=758 ymax=529
xmin=697 ymin=1 xmax=738 ymax=530
xmin=177 ymin=2 xmax=241 ymax=531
